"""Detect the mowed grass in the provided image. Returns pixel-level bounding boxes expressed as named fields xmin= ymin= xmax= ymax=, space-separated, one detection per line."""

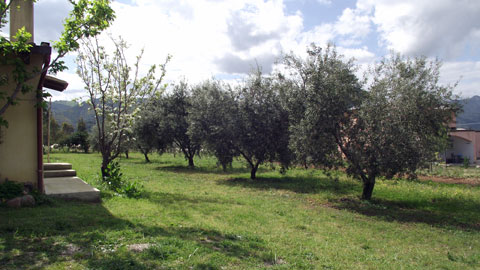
xmin=1 ymin=152 xmax=479 ymax=269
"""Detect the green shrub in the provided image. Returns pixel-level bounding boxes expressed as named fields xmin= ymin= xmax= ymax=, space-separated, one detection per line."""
xmin=103 ymin=161 xmax=142 ymax=198
xmin=103 ymin=161 xmax=124 ymax=191
xmin=0 ymin=180 xmax=23 ymax=201
xmin=463 ymin=157 xmax=470 ymax=168
xmin=31 ymin=190 xmax=56 ymax=206
xmin=121 ymin=180 xmax=142 ymax=198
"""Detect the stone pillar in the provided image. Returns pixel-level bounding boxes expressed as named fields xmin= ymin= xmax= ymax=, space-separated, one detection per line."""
xmin=9 ymin=0 xmax=34 ymax=42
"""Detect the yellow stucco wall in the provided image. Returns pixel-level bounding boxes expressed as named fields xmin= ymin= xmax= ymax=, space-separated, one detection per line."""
xmin=0 ymin=53 xmax=43 ymax=188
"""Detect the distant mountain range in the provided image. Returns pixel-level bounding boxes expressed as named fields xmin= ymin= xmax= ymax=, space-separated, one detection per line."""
xmin=49 ymin=100 xmax=96 ymax=131
xmin=456 ymin=95 xmax=480 ymax=130
xmin=49 ymin=95 xmax=480 ymax=132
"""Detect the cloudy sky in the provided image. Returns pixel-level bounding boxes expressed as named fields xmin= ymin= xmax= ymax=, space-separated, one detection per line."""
xmin=9 ymin=0 xmax=480 ymax=100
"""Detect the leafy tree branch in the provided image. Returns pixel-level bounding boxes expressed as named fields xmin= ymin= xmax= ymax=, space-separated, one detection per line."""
xmin=0 ymin=0 xmax=115 ymax=136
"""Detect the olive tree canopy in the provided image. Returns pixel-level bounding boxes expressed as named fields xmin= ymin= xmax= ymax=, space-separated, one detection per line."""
xmin=282 ymin=45 xmax=459 ymax=200
xmin=337 ymin=54 xmax=459 ymax=200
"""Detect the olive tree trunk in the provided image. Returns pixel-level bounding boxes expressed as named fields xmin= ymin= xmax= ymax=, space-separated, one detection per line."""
xmin=188 ymin=156 xmax=195 ymax=167
xmin=361 ymin=177 xmax=376 ymax=200
xmin=250 ymin=163 xmax=260 ymax=179
xmin=144 ymin=153 xmax=150 ymax=163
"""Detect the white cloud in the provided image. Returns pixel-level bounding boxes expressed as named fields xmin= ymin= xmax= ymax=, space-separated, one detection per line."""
xmin=361 ymin=0 xmax=480 ymax=59
xmin=288 ymin=3 xmax=375 ymax=60
xmin=335 ymin=7 xmax=371 ymax=39
xmin=440 ymin=61 xmax=480 ymax=97
xmin=293 ymin=23 xmax=335 ymax=57
xmin=38 ymin=0 xmax=305 ymax=100
xmin=103 ymin=0 xmax=305 ymax=81
xmin=292 ymin=2 xmax=372 ymax=49
xmin=316 ymin=0 xmax=332 ymax=5
xmin=338 ymin=47 xmax=376 ymax=63
xmin=339 ymin=0 xmax=480 ymax=97
xmin=34 ymin=0 xmax=72 ymax=44
xmin=1 ymin=0 xmax=71 ymax=43
xmin=45 ymin=70 xmax=87 ymax=101
xmin=30 ymin=0 xmax=479 ymax=101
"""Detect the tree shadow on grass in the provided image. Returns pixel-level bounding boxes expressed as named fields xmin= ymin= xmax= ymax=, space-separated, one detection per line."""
xmin=155 ymin=165 xmax=218 ymax=175
xmin=0 ymin=201 xmax=267 ymax=270
xmin=219 ymin=175 xmax=480 ymax=232
xmin=142 ymin=191 xmax=244 ymax=206
xmin=329 ymin=195 xmax=480 ymax=232
xmin=0 ymin=202 xmax=134 ymax=270
xmin=155 ymin=165 xmax=268 ymax=175
xmin=132 ymin=159 xmax=171 ymax=165
xmin=218 ymin=175 xmax=359 ymax=196
xmin=136 ymin=225 xmax=267 ymax=260
xmin=82 ymin=225 xmax=266 ymax=270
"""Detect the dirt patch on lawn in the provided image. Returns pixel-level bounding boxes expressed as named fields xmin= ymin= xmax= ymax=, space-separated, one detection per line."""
xmin=127 ymin=243 xmax=152 ymax=252
xmin=418 ymin=175 xmax=480 ymax=186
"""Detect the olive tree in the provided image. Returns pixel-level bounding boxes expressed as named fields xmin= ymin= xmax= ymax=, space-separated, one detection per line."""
xmin=336 ymin=54 xmax=459 ymax=200
xmin=283 ymin=45 xmax=458 ymax=200
xmin=189 ymin=80 xmax=238 ymax=170
xmin=234 ymin=72 xmax=291 ymax=179
xmin=282 ymin=44 xmax=364 ymax=169
xmin=133 ymin=99 xmax=169 ymax=162
xmin=190 ymin=73 xmax=291 ymax=179
xmin=156 ymin=82 xmax=201 ymax=167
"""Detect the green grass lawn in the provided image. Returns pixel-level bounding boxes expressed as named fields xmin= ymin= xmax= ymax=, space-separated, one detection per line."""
xmin=1 ymin=152 xmax=480 ymax=269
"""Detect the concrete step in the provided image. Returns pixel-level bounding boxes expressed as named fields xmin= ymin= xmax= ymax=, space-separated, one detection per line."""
xmin=44 ymin=169 xmax=76 ymax=178
xmin=45 ymin=177 xmax=100 ymax=203
xmin=44 ymin=163 xmax=72 ymax=171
